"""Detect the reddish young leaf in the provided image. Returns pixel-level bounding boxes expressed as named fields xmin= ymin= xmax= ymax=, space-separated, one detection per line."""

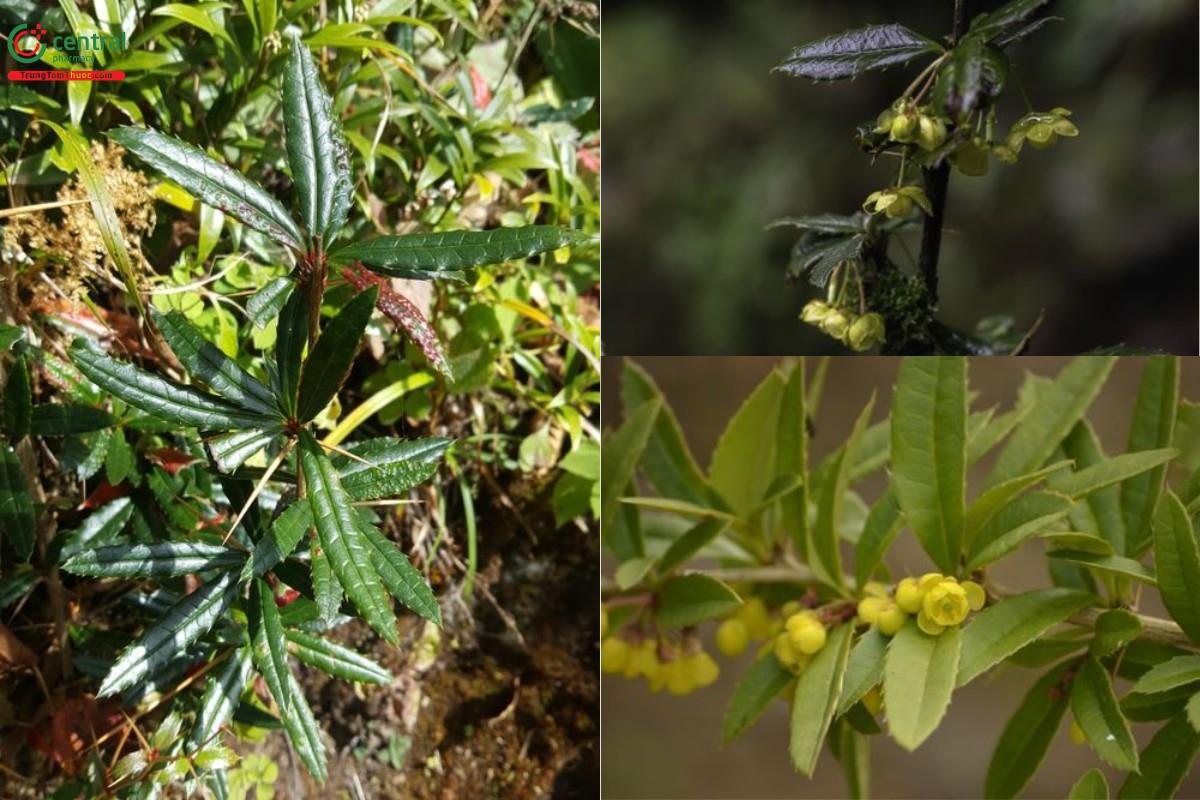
xmin=469 ymin=65 xmax=491 ymax=110
xmin=147 ymin=447 xmax=199 ymax=475
xmin=342 ymin=265 xmax=452 ymax=379
xmin=81 ymin=480 xmax=130 ymax=509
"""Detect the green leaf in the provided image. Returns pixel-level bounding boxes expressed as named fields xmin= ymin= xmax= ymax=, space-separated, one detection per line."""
xmin=970 ymin=0 xmax=1053 ymax=42
xmin=766 ymin=214 xmax=865 ymax=234
xmin=1189 ymin=693 xmax=1200 ymax=732
xmin=1091 ymin=608 xmax=1143 ymax=658
xmin=250 ymin=578 xmax=327 ymax=782
xmin=1152 ymin=490 xmax=1200 ymax=642
xmin=985 ymin=358 xmax=1115 ymax=489
xmin=1055 ymin=421 xmax=1126 ymax=552
xmin=657 ymin=518 xmax=729 ymax=575
xmin=71 ymin=342 xmax=276 ymax=431
xmin=286 ymin=629 xmax=391 ymax=684
xmin=1117 ymin=712 xmax=1200 ymax=800
xmin=654 ymin=574 xmax=741 ymax=628
xmin=601 ymin=399 xmax=660 ymax=560
xmin=723 ymin=652 xmax=793 ymax=744
xmin=298 ymin=431 xmax=397 ymax=644
xmin=620 ymin=361 xmax=711 ymax=507
xmin=208 ymin=428 xmax=280 ymax=473
xmin=838 ymin=628 xmax=887 ymax=716
xmin=108 ymin=126 xmax=303 ymax=250
xmin=357 ymin=521 xmax=440 ymax=626
xmin=786 ymin=233 xmax=867 ymax=286
xmin=1051 ymin=550 xmax=1157 ymax=585
xmin=246 ymin=501 xmax=312 ymax=578
xmin=1133 ymin=655 xmax=1200 ymax=695
xmin=614 ymin=557 xmax=654 ymax=590
xmin=833 ymin=720 xmax=870 ymax=800
xmin=774 ymin=23 xmax=942 ymax=81
xmin=853 ymin=489 xmax=903 ymax=588
xmin=1053 ymin=448 xmax=1179 ymax=499
xmin=984 ymin=660 xmax=1072 ymax=799
xmin=3 ymin=355 xmax=31 ymax=441
xmin=62 ymin=542 xmax=245 ymax=578
xmin=884 ymin=621 xmax=961 ymax=751
xmin=964 ymin=461 xmax=1071 ymax=549
xmin=28 ymin=404 xmax=115 ymax=436
xmin=98 ymin=572 xmax=238 ymax=697
xmin=966 ymin=492 xmax=1072 ymax=570
xmin=708 ymin=369 xmax=785 ymax=515
xmin=812 ymin=396 xmax=875 ymax=590
xmin=790 ymin=624 xmax=853 ymax=776
xmin=283 ymin=29 xmax=352 ymax=244
xmin=0 ymin=444 xmax=34 ymax=561
xmin=153 ymin=309 xmax=277 ymax=416
xmin=331 ymin=226 xmax=586 ymax=281
xmin=1067 ymin=768 xmax=1110 ymax=800
xmin=246 ymin=277 xmax=294 ymax=328
xmin=331 ymin=437 xmax=450 ymax=501
xmin=1071 ymin=656 xmax=1138 ymax=771
xmin=151 ymin=3 xmax=236 ymax=46
xmin=274 ymin=285 xmax=309 ymax=418
xmin=934 ymin=34 xmax=987 ymax=120
xmin=956 ymin=588 xmax=1094 ymax=686
xmin=310 ymin=544 xmax=341 ymax=624
xmin=1123 ymin=357 xmax=1179 ymax=556
xmin=189 ymin=647 xmax=252 ymax=750
xmin=891 ymin=357 xmax=967 ymax=573
xmin=297 ymin=287 xmax=378 ymax=422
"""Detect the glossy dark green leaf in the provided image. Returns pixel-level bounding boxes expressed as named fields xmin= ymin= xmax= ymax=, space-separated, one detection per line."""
xmin=331 ymin=436 xmax=451 ymax=501
xmin=1132 ymin=655 xmax=1200 ymax=695
xmin=1152 ymin=491 xmax=1200 ymax=643
xmin=246 ymin=501 xmax=312 ymax=579
xmin=791 ymin=624 xmax=853 ymax=776
xmin=71 ymin=342 xmax=276 ymax=430
xmin=331 ymin=226 xmax=587 ymax=281
xmin=283 ymin=30 xmax=352 ymax=244
xmin=358 ymin=521 xmax=440 ymax=625
xmin=1118 ymin=712 xmax=1200 ymax=799
xmin=207 ymin=427 xmax=280 ymax=473
xmin=108 ymin=126 xmax=302 ymax=250
xmin=1123 ymin=357 xmax=1179 ymax=556
xmin=28 ymin=404 xmax=115 ymax=436
xmin=1091 ymin=608 xmax=1142 ymax=658
xmin=723 ymin=651 xmax=794 ymax=744
xmin=98 ymin=571 xmax=238 ymax=697
xmin=310 ymin=543 xmax=341 ymax=625
xmin=274 ymin=286 xmax=308 ymax=418
xmin=189 ymin=647 xmax=252 ymax=750
xmin=774 ymin=24 xmax=942 ymax=81
xmin=153 ymin=309 xmax=278 ymax=416
xmin=891 ymin=357 xmax=966 ymax=574
xmin=934 ymin=34 xmax=987 ymax=121
xmin=786 ymin=233 xmax=867 ymax=287
xmin=286 ymin=629 xmax=391 ymax=684
xmin=984 ymin=660 xmax=1072 ymax=799
xmin=0 ymin=444 xmax=34 ymax=561
xmin=1071 ymin=656 xmax=1138 ymax=770
xmin=766 ymin=213 xmax=865 ymax=235
xmin=299 ymin=431 xmax=397 ymax=643
xmin=246 ymin=276 xmax=294 ymax=328
xmin=2 ymin=354 xmax=31 ymax=440
xmin=296 ymin=287 xmax=378 ymax=422
xmin=63 ymin=542 xmax=245 ymax=578
xmin=969 ymin=0 xmax=1053 ymax=42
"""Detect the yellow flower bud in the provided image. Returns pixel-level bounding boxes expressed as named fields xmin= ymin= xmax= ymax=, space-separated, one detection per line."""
xmin=890 ymin=109 xmax=919 ymax=142
xmin=600 ymin=637 xmax=629 ymax=673
xmin=863 ymin=581 xmax=889 ymax=598
xmin=774 ymin=631 xmax=801 ymax=668
xmin=800 ymin=300 xmax=833 ymax=325
xmin=857 ymin=596 xmax=887 ymax=625
xmin=1026 ymin=122 xmax=1056 ymax=148
xmin=686 ymin=651 xmax=720 ymax=688
xmin=916 ymin=115 xmax=948 ymax=152
xmin=1069 ymin=719 xmax=1087 ymax=745
xmin=863 ymin=686 xmax=884 ymax=715
xmin=716 ymin=618 xmax=750 ymax=658
xmin=820 ymin=311 xmax=851 ymax=340
xmin=785 ymin=610 xmax=819 ymax=634
xmin=739 ymin=598 xmax=774 ymax=640
xmin=952 ymin=138 xmax=990 ymax=177
xmin=791 ymin=622 xmax=827 ymax=655
xmin=876 ymin=603 xmax=907 ymax=637
xmin=624 ymin=639 xmax=659 ymax=679
xmin=961 ymin=580 xmax=986 ymax=611
xmin=874 ymin=107 xmax=896 ymax=135
xmin=923 ymin=580 xmax=970 ymax=627
xmin=895 ymin=578 xmax=923 ymax=614
xmin=665 ymin=659 xmax=693 ymax=695
xmin=847 ymin=313 xmax=886 ymax=351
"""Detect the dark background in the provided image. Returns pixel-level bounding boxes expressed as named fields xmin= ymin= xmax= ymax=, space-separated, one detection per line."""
xmin=601 ymin=355 xmax=1200 ymax=799
xmin=602 ymin=0 xmax=1199 ymax=355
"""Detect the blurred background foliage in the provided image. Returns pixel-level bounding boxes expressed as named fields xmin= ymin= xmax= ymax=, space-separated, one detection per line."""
xmin=603 ymin=0 xmax=1197 ymax=355
xmin=0 ymin=0 xmax=599 ymax=795
xmin=600 ymin=355 xmax=1200 ymax=799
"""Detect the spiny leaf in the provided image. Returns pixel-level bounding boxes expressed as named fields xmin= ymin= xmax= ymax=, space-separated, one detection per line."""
xmin=98 ymin=572 xmax=238 ymax=697
xmin=1067 ymin=768 xmax=1109 ymax=800
xmin=654 ymin=574 xmax=741 ymax=628
xmin=767 ymin=213 xmax=866 ymax=234
xmin=1117 ymin=712 xmax=1200 ymax=799
xmin=62 ymin=542 xmax=246 ymax=578
xmin=775 ymin=361 xmax=809 ymax=554
xmin=812 ymin=395 xmax=875 ymax=590
xmin=246 ymin=277 xmax=294 ymax=328
xmin=787 ymin=233 xmax=867 ymax=287
xmin=966 ymin=492 xmax=1072 ymax=570
xmin=71 ymin=341 xmax=277 ymax=430
xmin=189 ymin=647 xmax=252 ymax=750
xmin=29 ymin=404 xmax=115 ymax=436
xmin=207 ymin=427 xmax=281 ymax=473
xmin=358 ymin=520 xmax=441 ymax=625
xmin=310 ymin=543 xmax=342 ymax=625
xmin=1122 ymin=357 xmax=1179 ymax=556
xmin=286 ymin=629 xmax=392 ymax=684
xmin=342 ymin=264 xmax=451 ymax=378
xmin=790 ymin=624 xmax=853 ymax=776
xmin=1132 ymin=655 xmax=1200 ymax=695
xmin=331 ymin=436 xmax=451 ymax=501
xmin=330 ymin=226 xmax=587 ymax=281
xmin=108 ymin=126 xmax=303 ymax=250
xmin=1091 ymin=608 xmax=1142 ymax=658
xmin=854 ymin=489 xmax=903 ymax=588
xmin=985 ymin=660 xmax=1073 ymax=799
xmin=957 ymin=589 xmax=1094 ymax=686
xmin=838 ymin=628 xmax=887 ymax=716
xmin=1152 ymin=490 xmax=1200 ymax=643
xmin=283 ymin=29 xmax=352 ymax=244
xmin=709 ymin=369 xmax=785 ymax=516
xmin=2 ymin=354 xmax=31 ymax=441
xmin=246 ymin=501 xmax=312 ymax=579
xmin=601 ymin=399 xmax=660 ymax=561
xmin=298 ymin=431 xmax=397 ymax=644
xmin=723 ymin=652 xmax=794 ymax=744
xmin=774 ymin=23 xmax=942 ymax=81
xmin=969 ymin=0 xmax=1053 ymax=42
xmin=0 ymin=444 xmax=35 ymax=561
xmin=1054 ymin=448 xmax=1179 ymax=500
xmin=1072 ymin=656 xmax=1139 ymax=770
xmin=153 ymin=309 xmax=277 ymax=416
xmin=883 ymin=621 xmax=961 ymax=751
xmin=296 ymin=287 xmax=378 ymax=423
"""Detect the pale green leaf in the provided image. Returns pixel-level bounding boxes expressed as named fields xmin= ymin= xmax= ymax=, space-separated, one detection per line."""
xmin=884 ymin=621 xmax=961 ymax=751
xmin=1132 ymin=655 xmax=1200 ymax=695
xmin=790 ymin=624 xmax=852 ymax=775
xmin=1153 ymin=490 xmax=1200 ymax=642
xmin=1071 ymin=656 xmax=1138 ymax=771
xmin=655 ymin=574 xmax=740 ymax=628
xmin=708 ymin=369 xmax=785 ymax=515
xmin=1123 ymin=357 xmax=1179 ymax=556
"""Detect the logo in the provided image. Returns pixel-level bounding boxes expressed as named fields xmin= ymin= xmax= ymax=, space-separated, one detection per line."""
xmin=8 ymin=23 xmax=47 ymax=63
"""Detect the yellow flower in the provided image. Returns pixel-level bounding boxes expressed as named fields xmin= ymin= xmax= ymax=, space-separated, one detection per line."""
xmin=623 ymin=639 xmax=659 ymax=679
xmin=862 ymin=581 xmax=889 ymax=598
xmin=876 ymin=603 xmax=907 ymax=637
xmin=739 ymin=597 xmax=774 ymax=640
xmin=863 ymin=186 xmax=933 ymax=219
xmin=664 ymin=659 xmax=693 ymax=695
xmin=686 ymin=651 xmax=720 ymax=688
xmin=800 ymin=299 xmax=834 ymax=325
xmin=857 ymin=596 xmax=887 ymax=625
xmin=916 ymin=114 xmax=948 ymax=152
xmin=820 ymin=310 xmax=851 ymax=341
xmin=923 ymin=580 xmax=970 ymax=628
xmin=952 ymin=138 xmax=990 ymax=177
xmin=847 ymin=312 xmax=886 ymax=351
xmin=961 ymin=580 xmax=987 ymax=611
xmin=716 ymin=618 xmax=750 ymax=657
xmin=1005 ymin=108 xmax=1079 ymax=155
xmin=600 ymin=638 xmax=629 ymax=674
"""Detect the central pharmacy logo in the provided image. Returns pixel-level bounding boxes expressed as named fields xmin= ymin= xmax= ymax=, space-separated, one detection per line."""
xmin=8 ymin=23 xmax=47 ymax=63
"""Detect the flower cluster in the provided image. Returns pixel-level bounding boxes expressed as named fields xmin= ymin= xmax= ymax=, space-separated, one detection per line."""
xmin=773 ymin=609 xmax=828 ymax=674
xmin=600 ymin=607 xmax=721 ymax=696
xmin=862 ymin=185 xmax=934 ymax=219
xmin=855 ymin=581 xmax=909 ymax=636
xmin=800 ymin=301 xmax=886 ymax=351
xmin=715 ymin=598 xmax=830 ymax=675
xmin=994 ymin=108 xmax=1079 ymax=162
xmin=858 ymin=575 xmax=986 ymax=636
xmin=874 ymin=101 xmax=949 ymax=152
